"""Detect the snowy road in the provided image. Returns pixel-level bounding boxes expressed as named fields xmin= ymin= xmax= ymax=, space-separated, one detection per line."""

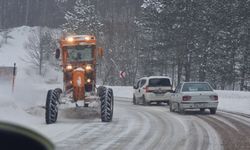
xmin=198 ymin=112 xmax=250 ymax=150
xmin=37 ymin=98 xmax=230 ymax=150
xmin=2 ymin=93 xmax=250 ymax=150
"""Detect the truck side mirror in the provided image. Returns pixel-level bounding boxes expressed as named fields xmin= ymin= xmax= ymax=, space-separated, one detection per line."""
xmin=55 ymin=48 xmax=60 ymax=59
xmin=98 ymin=47 xmax=104 ymax=57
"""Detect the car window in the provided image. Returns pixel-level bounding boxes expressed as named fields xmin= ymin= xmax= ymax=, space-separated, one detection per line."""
xmin=182 ymin=83 xmax=213 ymax=92
xmin=136 ymin=80 xmax=141 ymax=89
xmin=148 ymin=78 xmax=171 ymax=87
xmin=139 ymin=79 xmax=146 ymax=88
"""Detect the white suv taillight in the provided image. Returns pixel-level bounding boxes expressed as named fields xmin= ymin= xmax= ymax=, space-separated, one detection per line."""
xmin=210 ymin=95 xmax=218 ymax=100
xmin=182 ymin=96 xmax=192 ymax=101
xmin=144 ymin=86 xmax=153 ymax=93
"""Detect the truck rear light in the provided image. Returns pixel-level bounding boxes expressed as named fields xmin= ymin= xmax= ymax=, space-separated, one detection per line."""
xmin=210 ymin=95 xmax=218 ymax=100
xmin=182 ymin=96 xmax=192 ymax=101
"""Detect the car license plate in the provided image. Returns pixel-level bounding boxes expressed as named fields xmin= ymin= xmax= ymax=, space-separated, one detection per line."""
xmin=156 ymin=94 xmax=164 ymax=96
xmin=194 ymin=103 xmax=207 ymax=108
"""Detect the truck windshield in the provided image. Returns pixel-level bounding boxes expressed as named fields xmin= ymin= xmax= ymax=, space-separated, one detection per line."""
xmin=66 ymin=45 xmax=93 ymax=62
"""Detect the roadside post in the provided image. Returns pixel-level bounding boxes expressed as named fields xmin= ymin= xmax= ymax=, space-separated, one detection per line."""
xmin=12 ymin=63 xmax=16 ymax=93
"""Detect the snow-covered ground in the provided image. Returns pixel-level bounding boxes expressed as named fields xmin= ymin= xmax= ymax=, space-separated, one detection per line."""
xmin=216 ymin=90 xmax=250 ymax=114
xmin=0 ymin=27 xmax=250 ymax=147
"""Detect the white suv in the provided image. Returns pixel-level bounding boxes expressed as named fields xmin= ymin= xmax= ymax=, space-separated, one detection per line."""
xmin=133 ymin=76 xmax=173 ymax=105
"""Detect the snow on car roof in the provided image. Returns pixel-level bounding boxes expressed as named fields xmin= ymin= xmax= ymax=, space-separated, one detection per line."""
xmin=140 ymin=76 xmax=170 ymax=79
xmin=138 ymin=76 xmax=171 ymax=80
xmin=148 ymin=76 xmax=171 ymax=79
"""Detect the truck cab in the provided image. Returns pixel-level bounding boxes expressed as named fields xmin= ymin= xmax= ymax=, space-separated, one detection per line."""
xmin=56 ymin=35 xmax=103 ymax=100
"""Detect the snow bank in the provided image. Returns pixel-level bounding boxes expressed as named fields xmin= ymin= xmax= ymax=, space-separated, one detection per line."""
xmin=109 ymin=86 xmax=133 ymax=98
xmin=216 ymin=90 xmax=250 ymax=114
xmin=0 ymin=26 xmax=62 ymax=130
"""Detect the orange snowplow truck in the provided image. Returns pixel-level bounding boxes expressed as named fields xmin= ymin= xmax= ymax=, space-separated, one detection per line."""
xmin=45 ymin=35 xmax=114 ymax=124
xmin=57 ymin=35 xmax=103 ymax=100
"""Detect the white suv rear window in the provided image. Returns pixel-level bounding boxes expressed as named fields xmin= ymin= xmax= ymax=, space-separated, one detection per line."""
xmin=148 ymin=78 xmax=171 ymax=87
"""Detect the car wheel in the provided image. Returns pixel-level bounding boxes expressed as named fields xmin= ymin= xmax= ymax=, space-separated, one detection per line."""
xmin=200 ymin=108 xmax=205 ymax=112
xmin=142 ymin=96 xmax=147 ymax=106
xmin=210 ymin=108 xmax=217 ymax=114
xmin=169 ymin=102 xmax=173 ymax=112
xmin=178 ymin=104 xmax=185 ymax=114
xmin=133 ymin=95 xmax=137 ymax=105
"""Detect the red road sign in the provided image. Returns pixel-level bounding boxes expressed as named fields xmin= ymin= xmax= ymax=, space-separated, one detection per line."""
xmin=119 ymin=71 xmax=126 ymax=79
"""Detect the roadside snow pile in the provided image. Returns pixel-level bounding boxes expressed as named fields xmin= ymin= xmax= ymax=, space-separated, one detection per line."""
xmin=0 ymin=83 xmax=41 ymax=127
xmin=0 ymin=26 xmax=62 ymax=127
xmin=216 ymin=90 xmax=250 ymax=114
xmin=109 ymin=86 xmax=133 ymax=98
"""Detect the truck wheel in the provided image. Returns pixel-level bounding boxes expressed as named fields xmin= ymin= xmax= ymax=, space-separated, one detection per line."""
xmin=45 ymin=90 xmax=59 ymax=124
xmin=100 ymin=87 xmax=114 ymax=122
xmin=210 ymin=108 xmax=217 ymax=114
xmin=97 ymin=86 xmax=105 ymax=96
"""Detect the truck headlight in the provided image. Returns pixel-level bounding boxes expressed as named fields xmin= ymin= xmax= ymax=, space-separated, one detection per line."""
xmin=87 ymin=79 xmax=91 ymax=83
xmin=84 ymin=36 xmax=91 ymax=41
xmin=66 ymin=37 xmax=74 ymax=42
xmin=85 ymin=65 xmax=92 ymax=71
xmin=66 ymin=64 xmax=73 ymax=70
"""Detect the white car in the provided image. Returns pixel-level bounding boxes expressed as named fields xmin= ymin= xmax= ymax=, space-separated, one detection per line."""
xmin=133 ymin=76 xmax=173 ymax=105
xmin=169 ymin=82 xmax=218 ymax=114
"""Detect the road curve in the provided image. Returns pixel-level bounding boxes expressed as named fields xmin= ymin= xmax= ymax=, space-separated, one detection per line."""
xmin=38 ymin=98 xmax=223 ymax=150
xmin=198 ymin=111 xmax=250 ymax=150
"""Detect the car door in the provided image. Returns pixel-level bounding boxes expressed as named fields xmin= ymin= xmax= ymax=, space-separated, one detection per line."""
xmin=134 ymin=80 xmax=141 ymax=100
xmin=138 ymin=79 xmax=147 ymax=101
xmin=172 ymin=83 xmax=182 ymax=102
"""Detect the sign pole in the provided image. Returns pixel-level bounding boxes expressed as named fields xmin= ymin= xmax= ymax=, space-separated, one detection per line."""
xmin=12 ymin=63 xmax=16 ymax=93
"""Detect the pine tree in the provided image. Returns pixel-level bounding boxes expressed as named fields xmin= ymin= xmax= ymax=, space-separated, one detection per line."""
xmin=62 ymin=0 xmax=103 ymax=36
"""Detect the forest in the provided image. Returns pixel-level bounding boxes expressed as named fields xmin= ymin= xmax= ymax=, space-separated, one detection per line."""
xmin=0 ymin=0 xmax=249 ymax=90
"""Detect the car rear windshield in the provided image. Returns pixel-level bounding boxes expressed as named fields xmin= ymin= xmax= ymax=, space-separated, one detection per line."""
xmin=148 ymin=78 xmax=171 ymax=87
xmin=182 ymin=83 xmax=213 ymax=92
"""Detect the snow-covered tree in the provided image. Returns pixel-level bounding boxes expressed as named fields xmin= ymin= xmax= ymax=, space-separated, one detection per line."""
xmin=136 ymin=0 xmax=250 ymax=90
xmin=62 ymin=0 xmax=103 ymax=36
xmin=24 ymin=27 xmax=58 ymax=76
xmin=0 ymin=29 xmax=13 ymax=45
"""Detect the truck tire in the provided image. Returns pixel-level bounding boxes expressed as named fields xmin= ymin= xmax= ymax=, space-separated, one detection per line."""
xmin=100 ymin=87 xmax=114 ymax=122
xmin=97 ymin=86 xmax=105 ymax=97
xmin=45 ymin=90 xmax=59 ymax=124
